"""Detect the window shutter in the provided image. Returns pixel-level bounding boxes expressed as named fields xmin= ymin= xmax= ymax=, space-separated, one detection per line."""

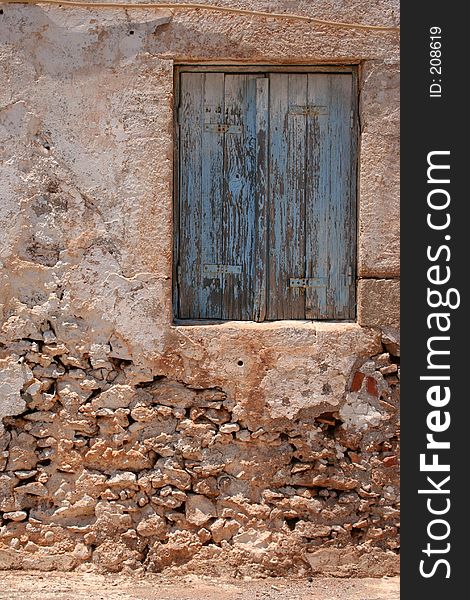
xmin=176 ymin=70 xmax=356 ymax=321
xmin=267 ymin=73 xmax=355 ymax=320
xmin=177 ymin=72 xmax=267 ymax=320
xmin=178 ymin=72 xmax=225 ymax=319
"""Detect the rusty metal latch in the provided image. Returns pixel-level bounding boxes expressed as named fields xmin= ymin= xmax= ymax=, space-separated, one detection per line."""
xmin=204 ymin=124 xmax=242 ymax=134
xmin=203 ymin=264 xmax=242 ymax=276
xmin=289 ymin=105 xmax=328 ymax=116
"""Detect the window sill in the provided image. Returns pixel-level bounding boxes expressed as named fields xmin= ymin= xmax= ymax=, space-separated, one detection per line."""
xmin=172 ymin=319 xmax=357 ymax=330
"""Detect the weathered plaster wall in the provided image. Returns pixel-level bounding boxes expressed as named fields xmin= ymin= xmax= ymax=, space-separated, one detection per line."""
xmin=0 ymin=2 xmax=399 ymax=576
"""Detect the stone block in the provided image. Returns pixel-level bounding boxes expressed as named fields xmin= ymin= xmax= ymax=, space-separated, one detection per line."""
xmin=358 ymin=132 xmax=400 ymax=277
xmin=357 ymin=279 xmax=400 ymax=328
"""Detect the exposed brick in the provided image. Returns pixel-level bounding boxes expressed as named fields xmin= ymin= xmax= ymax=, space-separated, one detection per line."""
xmin=351 ymin=372 xmax=365 ymax=392
xmin=366 ymin=377 xmax=379 ymax=397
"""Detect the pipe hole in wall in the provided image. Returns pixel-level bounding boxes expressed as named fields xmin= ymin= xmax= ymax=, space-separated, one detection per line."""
xmin=237 ymin=360 xmax=244 ymax=367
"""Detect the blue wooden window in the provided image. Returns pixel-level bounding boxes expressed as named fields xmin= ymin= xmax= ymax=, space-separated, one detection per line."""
xmin=175 ymin=69 xmax=357 ymax=321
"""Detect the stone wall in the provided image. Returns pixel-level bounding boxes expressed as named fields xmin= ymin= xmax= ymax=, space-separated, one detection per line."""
xmin=0 ymin=2 xmax=400 ymax=576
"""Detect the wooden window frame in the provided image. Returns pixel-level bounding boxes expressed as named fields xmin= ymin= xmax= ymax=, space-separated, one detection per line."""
xmin=173 ymin=64 xmax=359 ymax=324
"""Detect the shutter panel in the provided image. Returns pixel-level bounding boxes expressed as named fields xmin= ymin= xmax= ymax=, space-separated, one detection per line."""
xmin=222 ymin=74 xmax=260 ymax=320
xmin=178 ymin=72 xmax=204 ymax=318
xmin=267 ymin=74 xmax=308 ymax=320
xmin=305 ymin=74 xmax=355 ymax=319
xmin=253 ymin=77 xmax=269 ymax=321
xmin=179 ymin=73 xmax=225 ymax=319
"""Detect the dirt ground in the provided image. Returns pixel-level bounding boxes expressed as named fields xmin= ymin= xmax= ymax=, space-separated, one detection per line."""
xmin=0 ymin=572 xmax=399 ymax=600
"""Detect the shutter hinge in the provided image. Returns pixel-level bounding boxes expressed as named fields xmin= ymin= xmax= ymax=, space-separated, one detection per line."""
xmin=350 ymin=110 xmax=354 ymax=128
xmin=347 ymin=267 xmax=353 ymax=285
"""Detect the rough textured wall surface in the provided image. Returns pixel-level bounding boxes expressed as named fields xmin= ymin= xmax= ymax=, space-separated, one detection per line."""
xmin=0 ymin=2 xmax=400 ymax=576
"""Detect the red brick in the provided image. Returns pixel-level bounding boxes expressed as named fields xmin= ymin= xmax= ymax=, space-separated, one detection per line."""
xmin=351 ymin=372 xmax=365 ymax=392
xmin=366 ymin=377 xmax=378 ymax=396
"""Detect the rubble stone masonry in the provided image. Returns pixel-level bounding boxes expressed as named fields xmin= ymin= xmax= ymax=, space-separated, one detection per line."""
xmin=0 ymin=1 xmax=399 ymax=576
